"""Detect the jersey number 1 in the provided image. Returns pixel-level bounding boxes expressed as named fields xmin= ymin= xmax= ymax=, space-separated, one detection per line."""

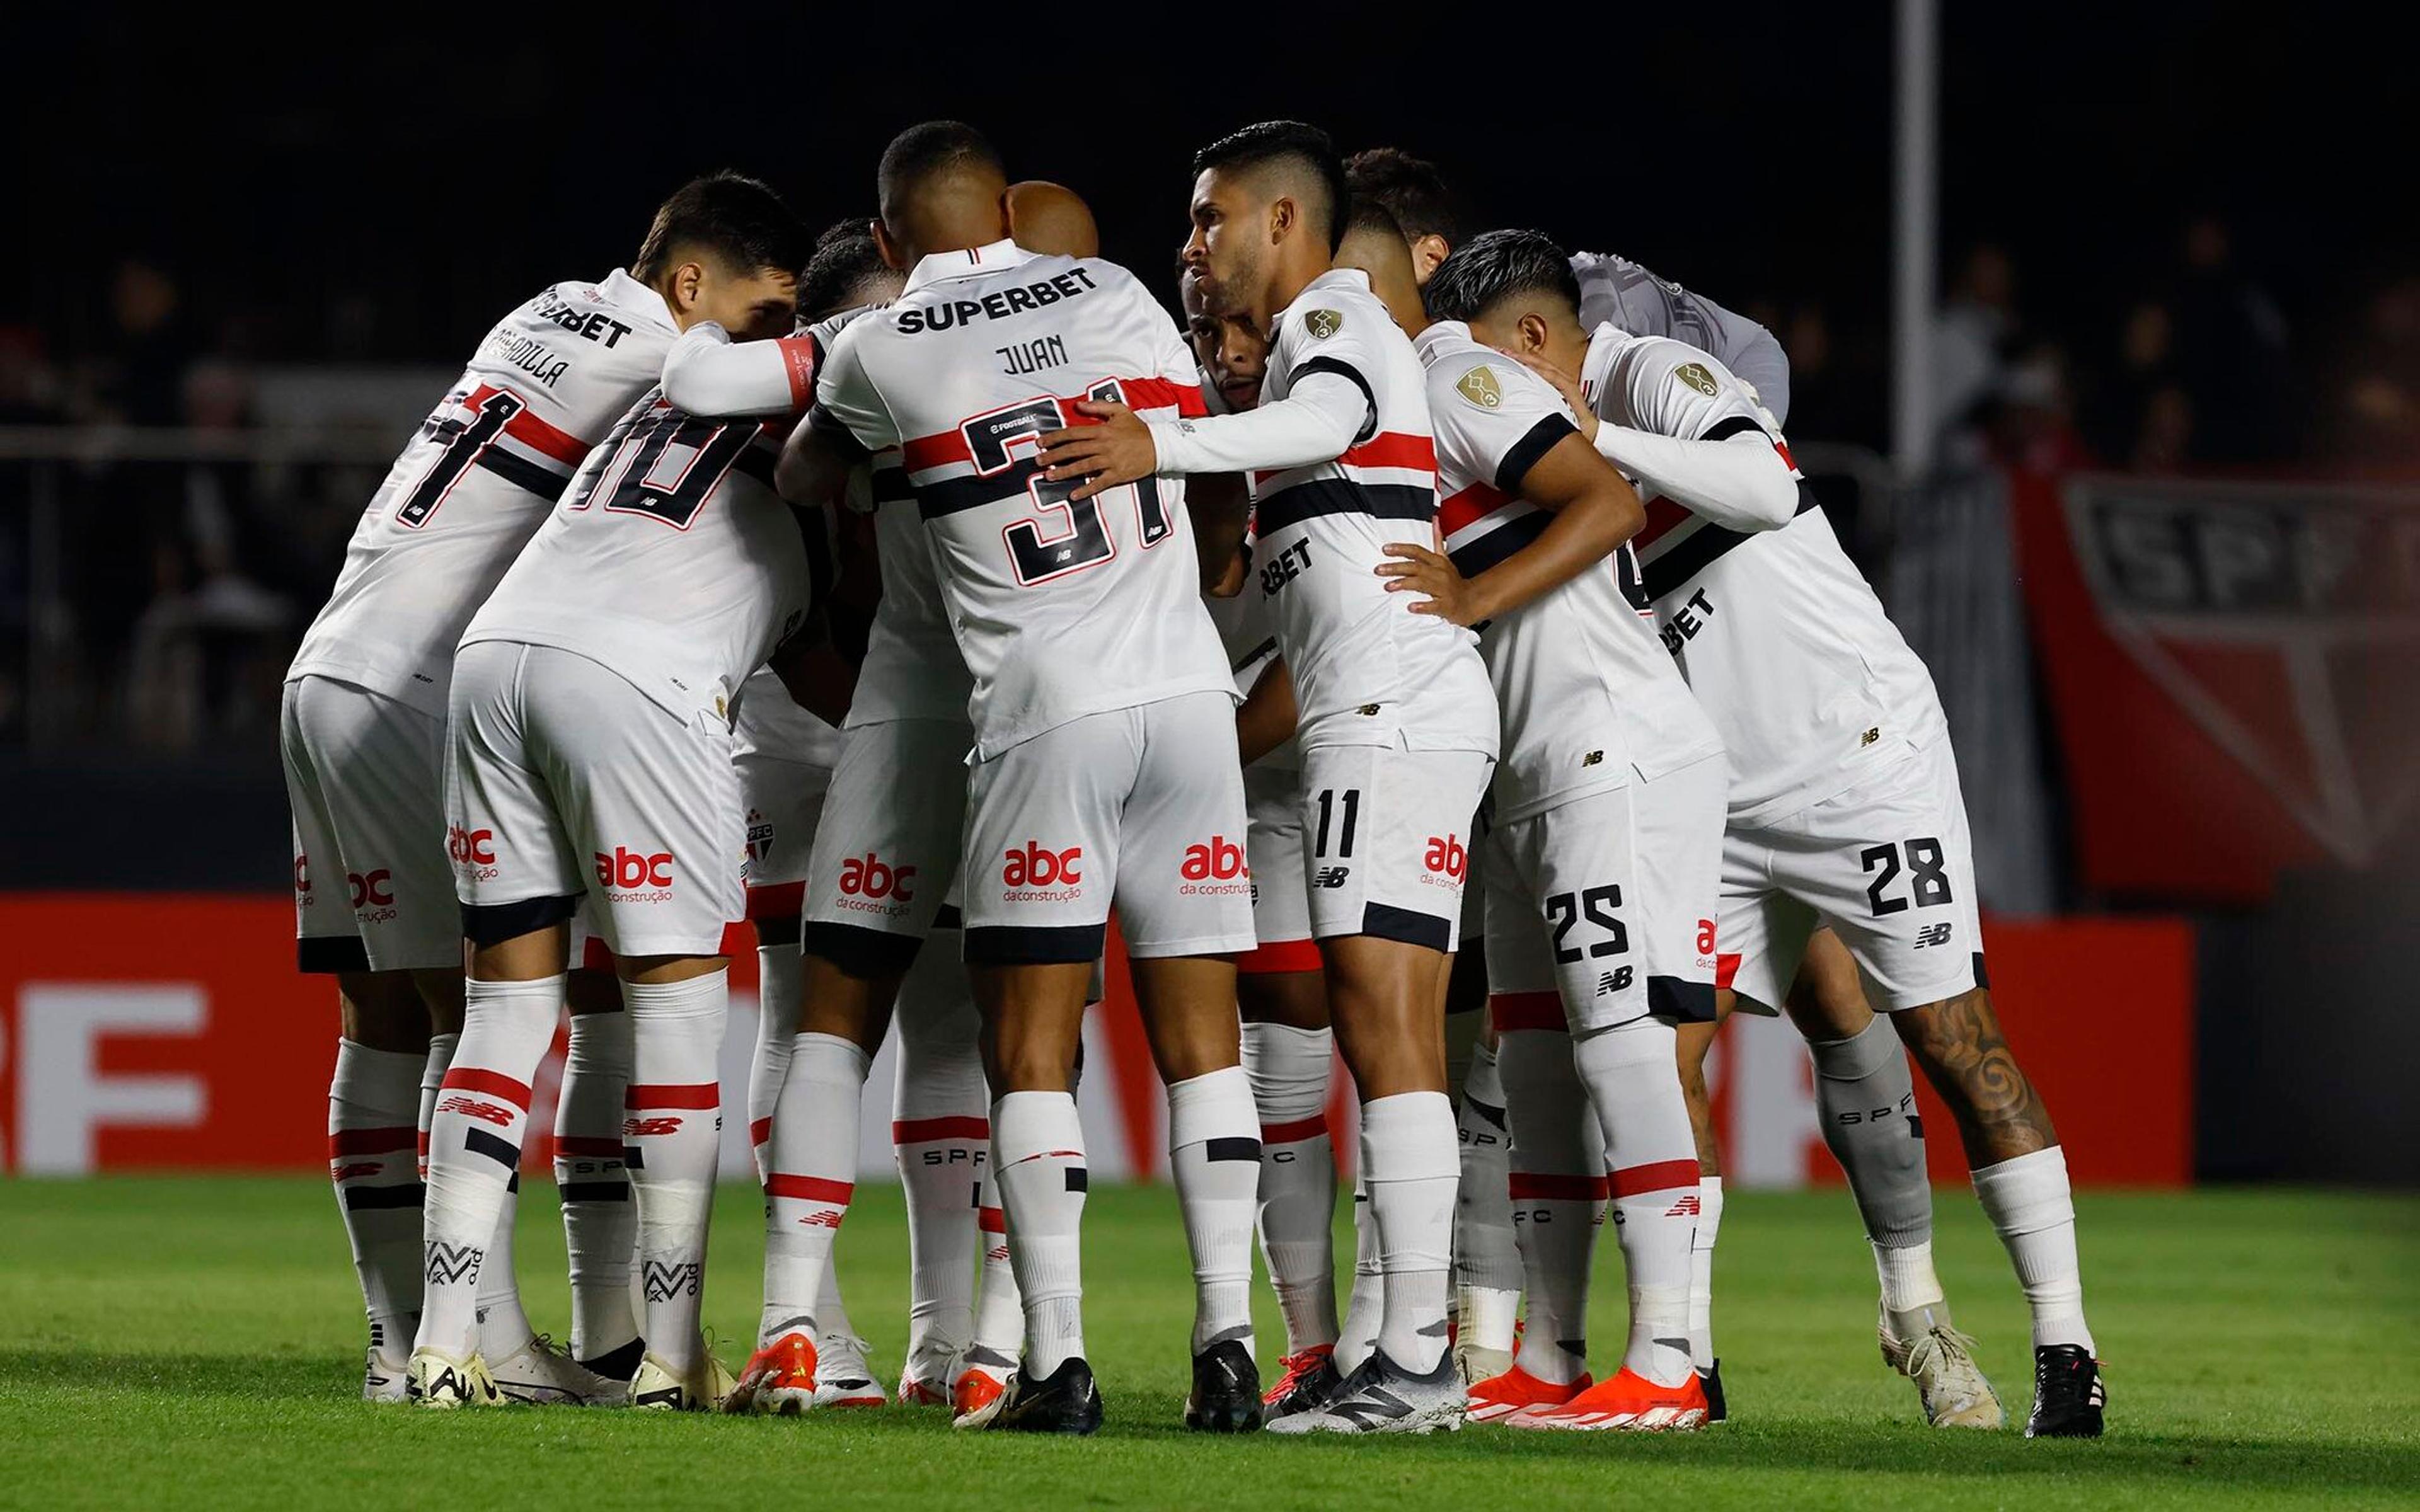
xmin=396 ymin=389 xmax=526 ymax=529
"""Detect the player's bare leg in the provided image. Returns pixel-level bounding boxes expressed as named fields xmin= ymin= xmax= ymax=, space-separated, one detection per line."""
xmin=735 ymin=949 xmax=904 ymax=1416
xmin=327 ymin=971 xmax=432 ymax=1402
xmin=1781 ymin=927 xmax=2001 ymax=1428
xmin=408 ymin=923 xmax=571 ymax=1407
xmin=1238 ymin=968 xmax=1345 ymax=1413
xmin=1891 ymin=984 xmax=2102 ymax=1437
xmin=1269 ymin=937 xmax=1465 ymax=1435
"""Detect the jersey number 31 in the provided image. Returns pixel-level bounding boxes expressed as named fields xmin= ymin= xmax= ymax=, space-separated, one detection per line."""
xmin=963 ymin=381 xmax=1173 ymax=585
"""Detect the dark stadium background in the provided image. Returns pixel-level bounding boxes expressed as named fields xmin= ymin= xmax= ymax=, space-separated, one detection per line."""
xmin=2 ymin=5 xmax=2412 ymax=1186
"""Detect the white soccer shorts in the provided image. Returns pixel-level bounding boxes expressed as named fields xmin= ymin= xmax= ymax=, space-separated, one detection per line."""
xmin=1297 ymin=740 xmax=1492 ymax=953
xmin=1484 ymin=752 xmax=1726 ymax=1034
xmin=1719 ymin=737 xmax=1986 ymax=1013
xmin=444 ymin=641 xmax=742 ymax=959
xmin=796 ymin=716 xmax=971 ymax=976
xmin=960 ymin=690 xmax=1255 ymax=964
xmin=736 ymin=748 xmax=833 ymax=922
xmin=1239 ymin=761 xmax=1316 ymax=975
xmin=281 ymin=675 xmax=459 ymax=973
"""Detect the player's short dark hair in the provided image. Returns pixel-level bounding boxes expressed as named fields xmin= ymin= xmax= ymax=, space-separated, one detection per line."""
xmin=633 ymin=171 xmax=810 ymax=282
xmin=1192 ymin=120 xmax=1349 ymax=255
xmin=1344 ymin=195 xmax=1403 ymax=246
xmin=877 ymin=121 xmax=1005 ymax=217
xmin=1423 ymin=229 xmax=1582 ymax=324
xmin=798 ymin=217 xmax=892 ymax=318
xmin=1345 ymin=147 xmax=1472 ymax=247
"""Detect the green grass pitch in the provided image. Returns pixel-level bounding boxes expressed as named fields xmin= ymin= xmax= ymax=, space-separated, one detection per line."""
xmin=2 ymin=1179 xmax=2414 ymax=1509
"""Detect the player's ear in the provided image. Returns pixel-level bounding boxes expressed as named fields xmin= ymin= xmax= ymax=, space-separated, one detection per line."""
xmin=1518 ymin=311 xmax=1550 ymax=354
xmin=871 ymin=219 xmax=908 ymax=272
xmin=1268 ymin=195 xmax=1294 ymax=247
xmin=1412 ymin=234 xmax=1449 ymax=284
xmin=668 ymin=260 xmax=705 ymax=319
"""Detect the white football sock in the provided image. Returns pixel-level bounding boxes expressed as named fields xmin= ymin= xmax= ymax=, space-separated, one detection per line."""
xmin=414 ymin=977 xmax=560 ymax=1362
xmin=1972 ymin=1146 xmax=2095 ymax=1351
xmin=621 ymin=969 xmax=727 ymax=1375
xmin=1242 ymin=1021 xmax=1339 ymax=1354
xmin=1453 ymin=1042 xmax=1521 ymax=1353
xmin=1362 ymin=1090 xmax=1459 ymax=1375
xmin=1497 ymin=1028 xmax=1603 ymax=1387
xmin=892 ymin=932 xmax=986 ymax=1370
xmin=553 ymin=1007 xmax=637 ymax=1365
xmin=967 ymin=1164 xmax=1023 ymax=1370
xmin=761 ymin=1031 xmax=870 ymax=1344
xmin=1576 ymin=1021 xmax=1699 ymax=1388
xmin=747 ymin=941 xmax=803 ymax=1179
xmin=1690 ymin=1175 xmax=1724 ymax=1372
xmin=1167 ymin=1065 xmax=1260 ymax=1355
xmin=1335 ymin=1172 xmax=1383 ymax=1375
xmin=476 ymin=1172 xmax=537 ymax=1358
xmin=327 ymin=1038 xmax=425 ymax=1350
xmin=993 ymin=1091 xmax=1087 ymax=1377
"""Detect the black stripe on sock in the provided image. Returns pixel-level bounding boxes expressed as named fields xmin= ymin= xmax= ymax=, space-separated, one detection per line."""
xmin=462 ymin=1127 xmax=521 ymax=1172
xmin=1203 ymin=1136 xmax=1263 ymax=1164
xmin=620 ymin=1144 xmax=644 ymax=1170
xmin=342 ymin=1183 xmax=426 ymax=1211
xmin=558 ymin=1181 xmax=631 ymax=1203
xmin=1064 ymin=1167 xmax=1089 ymax=1193
xmin=505 ymin=1171 xmax=521 ymax=1194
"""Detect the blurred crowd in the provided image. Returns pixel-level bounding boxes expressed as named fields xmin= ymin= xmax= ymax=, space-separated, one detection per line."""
xmin=3 ymin=218 xmax=2413 ymax=755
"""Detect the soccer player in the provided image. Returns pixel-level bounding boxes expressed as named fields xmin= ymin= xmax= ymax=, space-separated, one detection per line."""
xmin=1040 ymin=122 xmax=1499 ymax=1435
xmin=775 ymin=122 xmax=1263 ymax=1436
xmin=1429 ymin=231 xmax=2105 ymax=1439
xmin=407 ymin=184 xmax=821 ymax=1409
xmin=1336 ymin=222 xmax=1732 ymax=1431
xmin=1351 ymin=150 xmax=1979 ymax=1428
xmin=283 ymin=173 xmax=801 ymax=1404
xmin=1180 ymin=266 xmax=1351 ymax=1416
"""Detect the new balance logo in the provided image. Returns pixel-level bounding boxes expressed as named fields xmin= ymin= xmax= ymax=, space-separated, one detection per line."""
xmin=1666 ymin=1194 xmax=1702 ymax=1218
xmin=800 ymin=1209 xmax=844 ymax=1230
xmin=1331 ymin=1389 xmax=1414 ymax=1427
xmin=623 ymin=1116 xmax=683 ymax=1138
xmin=1596 ymin=966 xmax=1635 ymax=996
xmin=424 ymin=1241 xmax=483 ymax=1286
xmin=1915 ymin=922 xmax=1954 ymax=948
xmin=435 ymin=1095 xmax=514 ymax=1128
xmin=1313 ymin=866 xmax=1351 ymax=889
xmin=643 ymin=1260 xmax=702 ymax=1302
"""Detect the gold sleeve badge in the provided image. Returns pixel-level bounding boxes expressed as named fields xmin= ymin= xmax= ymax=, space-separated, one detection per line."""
xmin=1456 ymin=365 xmax=1504 ymax=409
xmin=1674 ymin=362 xmax=1719 ymax=397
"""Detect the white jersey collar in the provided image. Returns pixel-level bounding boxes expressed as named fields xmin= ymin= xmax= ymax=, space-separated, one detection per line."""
xmin=904 ymin=238 xmax=1032 ymax=295
xmin=599 ymin=268 xmax=677 ymax=332
xmin=1275 ymin=265 xmax=1372 ymax=333
xmin=1579 ymin=321 xmax=1630 ymax=410
xmin=1411 ymin=319 xmax=1472 ymax=360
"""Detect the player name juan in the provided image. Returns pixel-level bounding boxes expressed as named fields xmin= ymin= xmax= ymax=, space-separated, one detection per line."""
xmin=897 ymin=266 xmax=1098 ymax=333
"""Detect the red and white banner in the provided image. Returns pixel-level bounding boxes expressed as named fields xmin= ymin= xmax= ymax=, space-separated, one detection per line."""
xmin=0 ymin=895 xmax=2194 ymax=1186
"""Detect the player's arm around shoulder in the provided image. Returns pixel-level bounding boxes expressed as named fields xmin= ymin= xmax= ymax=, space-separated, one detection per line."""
xmin=1591 ymin=338 xmax=1799 ymax=530
xmin=1384 ymin=358 xmax=1644 ymax=626
xmin=660 ymin=320 xmax=820 ymax=419
xmin=777 ymin=321 xmax=887 ymax=508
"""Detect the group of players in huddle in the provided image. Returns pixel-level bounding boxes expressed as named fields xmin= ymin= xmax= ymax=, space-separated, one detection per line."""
xmin=284 ymin=118 xmax=2108 ymax=1440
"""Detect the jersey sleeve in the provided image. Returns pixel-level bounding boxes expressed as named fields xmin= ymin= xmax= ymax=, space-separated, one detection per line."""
xmin=1437 ymin=355 xmax=1581 ymax=497
xmin=807 ymin=321 xmax=895 ymax=458
xmin=660 ymin=322 xmax=821 ymax=418
xmin=1146 ymin=298 xmax=1374 ymax=476
xmin=1597 ymin=340 xmax=1799 ymax=530
xmin=1575 ymin=253 xmax=1793 ymax=424
xmin=1623 ymin=339 xmax=1775 ymax=445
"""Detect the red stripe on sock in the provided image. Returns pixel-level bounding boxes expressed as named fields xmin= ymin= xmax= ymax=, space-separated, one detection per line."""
xmin=891 ymin=1116 xmax=990 ymax=1143
xmin=749 ymin=1116 xmax=772 ymax=1148
xmin=439 ymin=1067 xmax=533 ymax=1107
xmin=1489 ymin=990 xmax=1568 ymax=1033
xmin=1509 ymin=1171 xmax=1610 ymax=1201
xmin=977 ymin=1205 xmax=1006 ymax=1234
xmin=625 ymin=1083 xmax=719 ymax=1109
xmin=1262 ymin=1114 xmax=1328 ymax=1145
xmin=328 ymin=1125 xmax=417 ymax=1157
xmin=554 ymin=1136 xmax=623 ymax=1159
xmin=1609 ymin=1159 xmax=1702 ymax=1198
xmin=766 ymin=1174 xmax=855 ymax=1203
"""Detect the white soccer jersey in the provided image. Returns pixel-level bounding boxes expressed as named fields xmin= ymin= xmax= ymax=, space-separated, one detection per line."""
xmin=461 ymin=387 xmax=827 ymax=728
xmin=1581 ymin=324 xmax=1947 ymax=825
xmin=1418 ymin=321 xmax=1721 ymax=822
xmin=1164 ymin=270 xmax=1495 ymax=756
xmin=1570 ymin=251 xmax=1790 ymax=424
xmin=1207 ymin=582 xmax=1298 ymax=772
xmin=810 ymin=239 xmax=1231 ymax=758
xmin=289 ymin=270 xmax=676 ymax=715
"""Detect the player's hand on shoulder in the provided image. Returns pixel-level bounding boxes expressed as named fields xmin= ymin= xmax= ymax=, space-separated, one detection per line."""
xmin=1378 ymin=541 xmax=1485 ymax=626
xmin=1039 ymin=401 xmax=1155 ymax=501
xmin=1506 ymin=352 xmax=1598 ymax=442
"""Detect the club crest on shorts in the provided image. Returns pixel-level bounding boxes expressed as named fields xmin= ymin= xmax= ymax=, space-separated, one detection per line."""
xmin=746 ymin=808 xmax=775 ymax=864
xmin=1304 ymin=309 xmax=1343 ymax=340
xmin=1457 ymin=365 xmax=1503 ymax=409
xmin=1674 ymin=362 xmax=1719 ymax=397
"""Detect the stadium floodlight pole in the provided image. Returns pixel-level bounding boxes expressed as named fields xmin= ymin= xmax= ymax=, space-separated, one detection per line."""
xmin=1891 ymin=0 xmax=1939 ymax=484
